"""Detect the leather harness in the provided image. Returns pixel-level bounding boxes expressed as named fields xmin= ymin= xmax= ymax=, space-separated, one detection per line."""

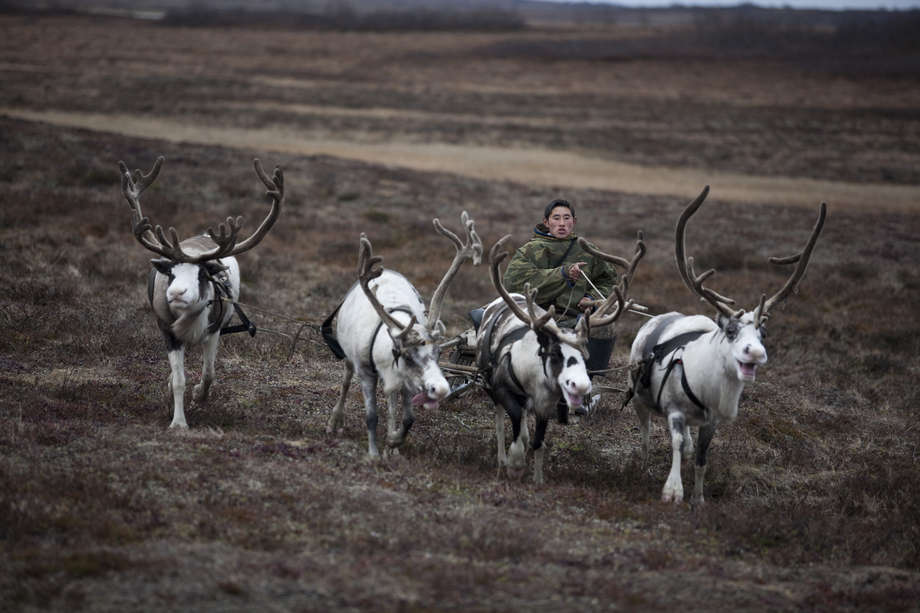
xmin=627 ymin=314 xmax=711 ymax=416
xmin=366 ymin=306 xmax=417 ymax=375
xmin=206 ymin=271 xmax=256 ymax=337
xmin=477 ymin=303 xmax=539 ymax=401
xmin=320 ymin=301 xmax=417 ymax=375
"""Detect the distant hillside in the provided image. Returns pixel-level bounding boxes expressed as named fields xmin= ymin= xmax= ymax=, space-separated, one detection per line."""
xmin=2 ymin=0 xmax=917 ymax=37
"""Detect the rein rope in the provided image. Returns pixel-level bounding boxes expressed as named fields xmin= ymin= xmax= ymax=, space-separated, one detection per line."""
xmin=578 ymin=269 xmax=653 ymax=319
xmin=213 ymin=295 xmax=324 ymax=362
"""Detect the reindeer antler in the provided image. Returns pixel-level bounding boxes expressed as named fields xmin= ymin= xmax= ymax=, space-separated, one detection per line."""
xmin=118 ymin=156 xmax=284 ymax=264
xmin=427 ymin=211 xmax=483 ymax=330
xmin=490 ymin=235 xmax=589 ymax=355
xmin=577 ymin=231 xmax=646 ymax=327
xmin=489 ymin=235 xmax=556 ymax=330
xmin=675 ymin=186 xmax=744 ymax=319
xmin=357 ymin=234 xmax=417 ymax=337
xmin=753 ymin=202 xmax=827 ymax=327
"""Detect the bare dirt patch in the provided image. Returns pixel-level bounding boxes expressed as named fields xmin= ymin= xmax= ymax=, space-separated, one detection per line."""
xmin=4 ymin=107 xmax=919 ymax=213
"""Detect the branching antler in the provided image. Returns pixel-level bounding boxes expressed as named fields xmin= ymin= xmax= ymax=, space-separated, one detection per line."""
xmin=489 ymin=235 xmax=556 ymax=331
xmin=675 ymin=186 xmax=744 ymax=319
xmin=226 ymin=158 xmax=284 ymax=257
xmin=427 ymin=211 xmax=483 ymax=330
xmin=118 ymin=156 xmax=284 ymax=263
xmin=577 ymin=231 xmax=646 ymax=327
xmin=490 ymin=235 xmax=588 ymax=355
xmin=676 ymin=186 xmax=826 ymax=326
xmin=753 ymin=201 xmax=827 ymax=327
xmin=357 ymin=233 xmax=417 ymax=338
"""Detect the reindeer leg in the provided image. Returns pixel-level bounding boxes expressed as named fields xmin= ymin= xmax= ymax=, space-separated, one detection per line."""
xmin=167 ymin=346 xmax=188 ymax=429
xmin=682 ymin=423 xmax=694 ymax=457
xmin=193 ymin=332 xmax=219 ymax=404
xmin=495 ymin=389 xmax=526 ymax=480
xmin=494 ymin=404 xmax=507 ymax=475
xmin=519 ymin=406 xmax=531 ymax=449
xmin=634 ymin=401 xmax=651 ymax=469
xmin=360 ymin=374 xmax=381 ymax=460
xmin=385 ymin=389 xmax=400 ymax=449
xmin=692 ymin=424 xmax=716 ymax=508
xmin=662 ymin=411 xmax=686 ymax=503
xmin=385 ymin=389 xmax=414 ymax=451
xmin=532 ymin=416 xmax=549 ymax=485
xmin=387 ymin=388 xmax=415 ymax=449
xmin=327 ymin=361 xmax=354 ymax=435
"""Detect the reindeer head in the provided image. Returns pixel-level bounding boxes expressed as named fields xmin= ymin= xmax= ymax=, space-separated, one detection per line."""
xmin=675 ymin=186 xmax=826 ymax=382
xmin=120 ymin=156 xmax=284 ymax=319
xmin=356 ymin=234 xmax=449 ymax=409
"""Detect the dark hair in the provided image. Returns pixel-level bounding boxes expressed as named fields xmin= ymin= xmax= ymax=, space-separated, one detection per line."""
xmin=543 ymin=199 xmax=575 ymax=220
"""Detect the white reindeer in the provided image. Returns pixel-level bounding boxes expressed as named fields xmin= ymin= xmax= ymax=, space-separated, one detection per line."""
xmin=627 ymin=186 xmax=826 ymax=505
xmin=119 ymin=156 xmax=284 ymax=429
xmin=481 ymin=233 xmax=644 ymax=484
xmin=326 ymin=212 xmax=482 ymax=459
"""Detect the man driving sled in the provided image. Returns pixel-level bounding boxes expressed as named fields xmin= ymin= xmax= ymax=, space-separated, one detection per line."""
xmin=502 ymin=199 xmax=618 ymax=416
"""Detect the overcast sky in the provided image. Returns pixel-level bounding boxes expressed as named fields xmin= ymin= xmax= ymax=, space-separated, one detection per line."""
xmin=550 ymin=0 xmax=919 ymax=8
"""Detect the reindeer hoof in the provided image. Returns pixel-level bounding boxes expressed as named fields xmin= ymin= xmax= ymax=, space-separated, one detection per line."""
xmin=168 ymin=421 xmax=189 ymax=431
xmin=661 ymin=490 xmax=684 ymax=504
xmin=387 ymin=433 xmax=406 ymax=448
xmin=385 ymin=447 xmax=402 ymax=460
xmin=193 ymin=384 xmax=209 ymax=403
xmin=326 ymin=414 xmax=344 ymax=435
xmin=506 ymin=463 xmax=526 ymax=481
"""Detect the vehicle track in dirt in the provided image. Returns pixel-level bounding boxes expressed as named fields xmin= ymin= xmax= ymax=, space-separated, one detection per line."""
xmin=5 ymin=106 xmax=918 ymax=213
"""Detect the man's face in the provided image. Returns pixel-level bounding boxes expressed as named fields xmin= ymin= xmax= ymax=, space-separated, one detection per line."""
xmin=544 ymin=206 xmax=575 ymax=239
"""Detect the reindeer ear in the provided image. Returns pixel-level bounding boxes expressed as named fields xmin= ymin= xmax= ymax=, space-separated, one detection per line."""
xmin=718 ymin=315 xmax=740 ymax=341
xmin=535 ymin=328 xmax=552 ymax=348
xmin=203 ymin=261 xmax=229 ymax=277
xmin=150 ymin=258 xmax=173 ymax=275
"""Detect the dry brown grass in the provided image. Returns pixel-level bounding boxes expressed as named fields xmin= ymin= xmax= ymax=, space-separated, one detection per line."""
xmin=1 ymin=13 xmax=919 ymax=612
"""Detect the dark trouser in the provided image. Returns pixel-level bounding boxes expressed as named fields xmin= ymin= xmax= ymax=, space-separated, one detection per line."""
xmin=585 ymin=335 xmax=616 ymax=378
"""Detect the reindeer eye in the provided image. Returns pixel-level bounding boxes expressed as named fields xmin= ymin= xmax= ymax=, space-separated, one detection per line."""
xmin=566 ymin=356 xmax=577 ymax=368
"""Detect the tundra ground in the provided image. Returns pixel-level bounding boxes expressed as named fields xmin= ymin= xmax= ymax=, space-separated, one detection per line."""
xmin=1 ymin=14 xmax=919 ymax=612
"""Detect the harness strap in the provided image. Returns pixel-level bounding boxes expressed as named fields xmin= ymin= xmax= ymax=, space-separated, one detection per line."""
xmin=367 ymin=306 xmax=416 ymax=375
xmin=206 ymin=272 xmax=257 ymax=337
xmin=651 ymin=331 xmax=708 ymax=365
xmin=679 ymin=361 xmax=709 ymax=416
xmin=656 ymin=356 xmax=710 ymax=417
xmin=207 ymin=279 xmax=227 ymax=335
xmin=628 ymin=314 xmax=711 ymax=415
xmin=476 ymin=302 xmax=530 ymax=398
xmin=475 ymin=303 xmax=511 ymax=374
xmin=493 ymin=326 xmax=530 ymax=399
xmin=220 ymin=301 xmax=257 ymax=337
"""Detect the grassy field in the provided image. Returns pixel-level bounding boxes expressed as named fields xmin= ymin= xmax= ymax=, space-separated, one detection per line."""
xmin=1 ymin=12 xmax=919 ymax=611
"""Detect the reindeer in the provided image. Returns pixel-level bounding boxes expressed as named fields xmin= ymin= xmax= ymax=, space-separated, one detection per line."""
xmin=626 ymin=186 xmax=826 ymax=505
xmin=481 ymin=233 xmax=645 ymax=484
xmin=119 ymin=156 xmax=284 ymax=429
xmin=326 ymin=212 xmax=482 ymax=459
